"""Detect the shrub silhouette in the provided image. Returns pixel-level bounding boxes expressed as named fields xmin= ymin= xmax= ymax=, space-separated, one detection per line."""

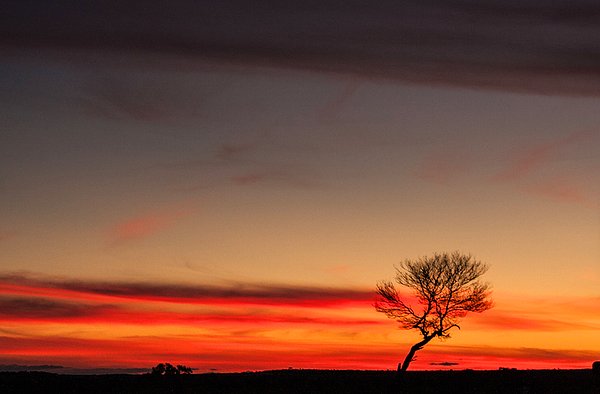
xmin=375 ymin=251 xmax=492 ymax=372
xmin=151 ymin=363 xmax=193 ymax=375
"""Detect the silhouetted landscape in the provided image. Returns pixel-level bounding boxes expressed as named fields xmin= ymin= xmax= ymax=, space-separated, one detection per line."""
xmin=2 ymin=1 xmax=600 ymax=391
xmin=1 ymin=368 xmax=599 ymax=394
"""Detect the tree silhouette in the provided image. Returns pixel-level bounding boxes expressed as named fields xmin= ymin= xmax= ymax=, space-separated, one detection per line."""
xmin=151 ymin=362 xmax=193 ymax=375
xmin=375 ymin=252 xmax=492 ymax=372
xmin=176 ymin=364 xmax=193 ymax=374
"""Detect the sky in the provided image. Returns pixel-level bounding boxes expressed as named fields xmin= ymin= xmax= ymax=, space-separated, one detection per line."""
xmin=1 ymin=1 xmax=599 ymax=372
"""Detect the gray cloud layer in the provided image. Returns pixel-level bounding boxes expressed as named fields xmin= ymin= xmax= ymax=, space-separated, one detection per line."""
xmin=0 ymin=296 xmax=110 ymax=319
xmin=3 ymin=1 xmax=600 ymax=95
xmin=0 ymin=273 xmax=373 ymax=305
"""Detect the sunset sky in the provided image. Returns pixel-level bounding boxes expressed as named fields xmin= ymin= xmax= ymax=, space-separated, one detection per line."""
xmin=1 ymin=1 xmax=599 ymax=372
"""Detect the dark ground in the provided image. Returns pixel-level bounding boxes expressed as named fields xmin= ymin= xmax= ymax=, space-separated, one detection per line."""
xmin=1 ymin=369 xmax=598 ymax=394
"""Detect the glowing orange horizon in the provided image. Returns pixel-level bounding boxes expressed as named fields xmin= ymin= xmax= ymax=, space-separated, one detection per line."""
xmin=0 ymin=273 xmax=598 ymax=372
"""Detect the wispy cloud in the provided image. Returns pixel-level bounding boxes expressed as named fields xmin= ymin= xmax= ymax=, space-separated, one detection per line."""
xmin=492 ymin=131 xmax=591 ymax=182
xmin=469 ymin=310 xmax=598 ymax=331
xmin=110 ymin=205 xmax=193 ymax=244
xmin=4 ymin=2 xmax=600 ymax=96
xmin=229 ymin=169 xmax=319 ymax=188
xmin=491 ymin=130 xmax=599 ymax=206
xmin=523 ymin=178 xmax=589 ymax=205
xmin=214 ymin=133 xmax=322 ymax=188
xmin=155 ymin=131 xmax=322 ymax=191
xmin=216 ymin=137 xmax=265 ymax=162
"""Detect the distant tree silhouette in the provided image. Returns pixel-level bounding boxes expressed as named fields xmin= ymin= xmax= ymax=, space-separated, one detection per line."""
xmin=151 ymin=363 xmax=193 ymax=375
xmin=375 ymin=252 xmax=492 ymax=372
xmin=177 ymin=364 xmax=193 ymax=374
xmin=151 ymin=363 xmax=166 ymax=376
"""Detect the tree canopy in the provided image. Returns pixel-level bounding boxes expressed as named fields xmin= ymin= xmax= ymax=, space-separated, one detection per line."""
xmin=150 ymin=363 xmax=193 ymax=375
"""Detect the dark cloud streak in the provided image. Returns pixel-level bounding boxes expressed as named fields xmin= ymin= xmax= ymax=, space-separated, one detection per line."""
xmin=0 ymin=296 xmax=112 ymax=319
xmin=0 ymin=273 xmax=373 ymax=306
xmin=3 ymin=1 xmax=600 ymax=95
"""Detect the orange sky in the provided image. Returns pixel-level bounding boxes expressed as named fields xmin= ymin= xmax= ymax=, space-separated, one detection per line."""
xmin=1 ymin=1 xmax=600 ymax=373
xmin=0 ymin=273 xmax=598 ymax=371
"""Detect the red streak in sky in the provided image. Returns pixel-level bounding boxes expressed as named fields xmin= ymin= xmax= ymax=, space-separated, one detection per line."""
xmin=1 ymin=275 xmax=598 ymax=371
xmin=0 ymin=307 xmax=382 ymax=328
xmin=0 ymin=333 xmax=594 ymax=371
xmin=110 ymin=206 xmax=193 ymax=243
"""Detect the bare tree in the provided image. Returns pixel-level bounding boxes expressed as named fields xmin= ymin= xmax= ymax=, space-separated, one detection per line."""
xmin=375 ymin=252 xmax=492 ymax=372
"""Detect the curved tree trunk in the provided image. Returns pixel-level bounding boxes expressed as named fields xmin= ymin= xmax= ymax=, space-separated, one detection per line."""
xmin=398 ymin=335 xmax=435 ymax=372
